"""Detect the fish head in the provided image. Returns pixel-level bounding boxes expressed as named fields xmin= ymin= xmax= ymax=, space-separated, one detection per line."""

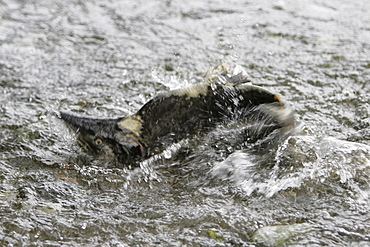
xmin=59 ymin=112 xmax=145 ymax=163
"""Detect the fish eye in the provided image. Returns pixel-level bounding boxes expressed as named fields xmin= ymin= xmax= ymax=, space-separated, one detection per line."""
xmin=94 ymin=138 xmax=103 ymax=146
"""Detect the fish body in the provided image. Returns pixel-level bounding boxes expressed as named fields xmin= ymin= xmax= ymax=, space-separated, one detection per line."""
xmin=60 ymin=64 xmax=296 ymax=165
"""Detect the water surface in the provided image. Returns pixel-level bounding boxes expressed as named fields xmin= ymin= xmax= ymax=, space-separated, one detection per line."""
xmin=1 ymin=0 xmax=370 ymax=246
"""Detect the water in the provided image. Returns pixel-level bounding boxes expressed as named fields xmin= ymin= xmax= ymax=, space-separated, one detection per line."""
xmin=1 ymin=0 xmax=370 ymax=246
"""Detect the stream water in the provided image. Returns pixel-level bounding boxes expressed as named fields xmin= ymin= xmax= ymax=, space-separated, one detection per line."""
xmin=1 ymin=0 xmax=370 ymax=246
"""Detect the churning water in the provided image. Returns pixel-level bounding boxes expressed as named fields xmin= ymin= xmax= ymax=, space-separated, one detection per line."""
xmin=1 ymin=0 xmax=369 ymax=246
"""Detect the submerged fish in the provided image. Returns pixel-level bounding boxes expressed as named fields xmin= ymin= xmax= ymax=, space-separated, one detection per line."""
xmin=60 ymin=64 xmax=296 ymax=166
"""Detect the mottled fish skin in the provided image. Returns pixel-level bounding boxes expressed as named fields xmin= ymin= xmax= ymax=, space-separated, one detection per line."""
xmin=137 ymin=83 xmax=284 ymax=145
xmin=59 ymin=64 xmax=296 ymax=165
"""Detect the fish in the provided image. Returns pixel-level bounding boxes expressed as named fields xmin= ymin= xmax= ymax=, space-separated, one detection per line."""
xmin=59 ymin=64 xmax=296 ymax=166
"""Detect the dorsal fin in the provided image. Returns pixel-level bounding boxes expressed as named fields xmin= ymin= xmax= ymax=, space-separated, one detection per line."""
xmin=204 ymin=62 xmax=251 ymax=86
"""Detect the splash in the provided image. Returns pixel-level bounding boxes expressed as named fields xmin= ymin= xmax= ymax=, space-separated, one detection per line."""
xmin=210 ymin=135 xmax=370 ymax=201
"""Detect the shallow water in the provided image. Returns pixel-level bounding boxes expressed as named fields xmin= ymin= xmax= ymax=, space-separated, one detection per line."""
xmin=1 ymin=0 xmax=370 ymax=246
